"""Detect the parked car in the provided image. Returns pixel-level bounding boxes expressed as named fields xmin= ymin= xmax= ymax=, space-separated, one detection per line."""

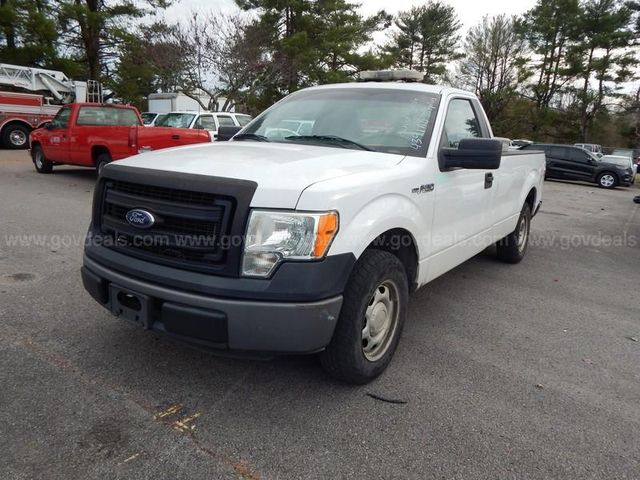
xmin=574 ymin=143 xmax=603 ymax=157
xmin=601 ymin=155 xmax=636 ymax=184
xmin=611 ymin=148 xmax=640 ymax=166
xmin=521 ymin=143 xmax=634 ymax=189
xmin=29 ymin=103 xmax=211 ymax=174
xmin=141 ymin=112 xmax=163 ymax=126
xmin=81 ymin=72 xmax=545 ymax=384
xmin=512 ymin=139 xmax=533 ymax=148
xmin=154 ymin=111 xmax=253 ymax=140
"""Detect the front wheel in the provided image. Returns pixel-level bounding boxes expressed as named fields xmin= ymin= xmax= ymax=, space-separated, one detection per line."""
xmin=597 ymin=172 xmax=618 ymax=189
xmin=496 ymin=202 xmax=531 ymax=263
xmin=32 ymin=145 xmax=53 ymax=173
xmin=319 ymin=249 xmax=408 ymax=384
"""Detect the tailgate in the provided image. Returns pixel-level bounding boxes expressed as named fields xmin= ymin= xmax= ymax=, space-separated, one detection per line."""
xmin=135 ymin=126 xmax=210 ymax=151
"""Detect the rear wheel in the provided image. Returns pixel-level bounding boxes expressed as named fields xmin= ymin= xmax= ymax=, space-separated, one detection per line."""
xmin=319 ymin=249 xmax=408 ymax=384
xmin=2 ymin=124 xmax=30 ymax=149
xmin=496 ymin=203 xmax=531 ymax=264
xmin=597 ymin=172 xmax=618 ymax=189
xmin=95 ymin=152 xmax=112 ymax=175
xmin=31 ymin=144 xmax=53 ymax=174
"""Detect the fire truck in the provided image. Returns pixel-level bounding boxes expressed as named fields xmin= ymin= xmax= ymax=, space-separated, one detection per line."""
xmin=0 ymin=63 xmax=101 ymax=149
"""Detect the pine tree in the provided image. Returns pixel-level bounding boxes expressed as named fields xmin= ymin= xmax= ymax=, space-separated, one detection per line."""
xmin=384 ymin=1 xmax=462 ymax=83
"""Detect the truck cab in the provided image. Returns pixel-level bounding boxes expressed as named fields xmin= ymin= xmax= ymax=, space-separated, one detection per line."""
xmin=82 ymin=72 xmax=544 ymax=384
xmin=29 ymin=103 xmax=211 ymax=174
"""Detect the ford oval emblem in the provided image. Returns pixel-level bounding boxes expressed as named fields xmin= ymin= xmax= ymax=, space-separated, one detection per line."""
xmin=125 ymin=209 xmax=155 ymax=229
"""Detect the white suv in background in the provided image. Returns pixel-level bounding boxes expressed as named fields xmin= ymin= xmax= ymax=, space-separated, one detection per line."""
xmin=154 ymin=111 xmax=253 ymax=140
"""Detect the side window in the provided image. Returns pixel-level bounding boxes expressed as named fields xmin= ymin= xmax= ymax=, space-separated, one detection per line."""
xmin=570 ymin=149 xmax=590 ymax=163
xmin=51 ymin=107 xmax=71 ymax=129
xmin=549 ymin=147 xmax=566 ymax=159
xmin=441 ymin=99 xmax=485 ymax=148
xmin=216 ymin=115 xmax=235 ymax=127
xmin=195 ymin=115 xmax=215 ymax=130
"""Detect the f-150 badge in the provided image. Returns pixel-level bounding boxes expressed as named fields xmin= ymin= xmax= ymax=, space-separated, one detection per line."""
xmin=412 ymin=184 xmax=434 ymax=194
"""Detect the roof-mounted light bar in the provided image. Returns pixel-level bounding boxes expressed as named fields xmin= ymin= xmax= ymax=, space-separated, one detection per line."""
xmin=359 ymin=70 xmax=425 ymax=83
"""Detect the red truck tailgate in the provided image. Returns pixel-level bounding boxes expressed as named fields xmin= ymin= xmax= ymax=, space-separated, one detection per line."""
xmin=135 ymin=126 xmax=210 ymax=151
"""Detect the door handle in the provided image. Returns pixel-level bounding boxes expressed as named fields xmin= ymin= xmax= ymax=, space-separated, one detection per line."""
xmin=172 ymin=134 xmax=180 ymax=140
xmin=484 ymin=172 xmax=494 ymax=189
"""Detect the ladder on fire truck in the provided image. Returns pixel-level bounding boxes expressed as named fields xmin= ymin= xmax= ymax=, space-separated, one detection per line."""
xmin=0 ymin=63 xmax=102 ymax=103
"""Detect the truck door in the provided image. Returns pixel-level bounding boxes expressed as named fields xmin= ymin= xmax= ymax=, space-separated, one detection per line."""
xmin=428 ymin=97 xmax=496 ymax=279
xmin=43 ymin=106 xmax=72 ymax=162
xmin=568 ymin=148 xmax=598 ymax=181
xmin=194 ymin=114 xmax=216 ymax=140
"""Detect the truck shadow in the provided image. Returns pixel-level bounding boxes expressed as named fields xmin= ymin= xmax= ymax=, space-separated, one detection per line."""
xmin=47 ymin=167 xmax=97 ymax=181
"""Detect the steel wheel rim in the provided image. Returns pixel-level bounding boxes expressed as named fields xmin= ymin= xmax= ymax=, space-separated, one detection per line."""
xmin=362 ymin=280 xmax=400 ymax=362
xmin=10 ymin=130 xmax=27 ymax=147
xmin=601 ymin=175 xmax=614 ymax=187
xmin=517 ymin=214 xmax=529 ymax=253
xmin=34 ymin=150 xmax=43 ymax=169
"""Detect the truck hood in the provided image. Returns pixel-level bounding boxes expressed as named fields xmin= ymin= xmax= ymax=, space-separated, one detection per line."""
xmin=109 ymin=141 xmax=404 ymax=208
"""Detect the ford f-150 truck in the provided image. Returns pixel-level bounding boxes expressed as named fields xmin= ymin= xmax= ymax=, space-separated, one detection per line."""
xmin=29 ymin=103 xmax=211 ymax=174
xmin=81 ymin=72 xmax=545 ymax=384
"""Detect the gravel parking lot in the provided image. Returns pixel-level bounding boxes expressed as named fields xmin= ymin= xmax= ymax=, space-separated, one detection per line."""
xmin=1 ymin=150 xmax=639 ymax=480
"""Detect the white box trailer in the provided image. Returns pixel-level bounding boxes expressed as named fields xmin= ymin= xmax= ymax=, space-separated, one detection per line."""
xmin=148 ymin=93 xmax=233 ymax=114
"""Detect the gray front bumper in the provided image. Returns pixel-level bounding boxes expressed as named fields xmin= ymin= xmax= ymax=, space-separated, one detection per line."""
xmin=82 ymin=255 xmax=343 ymax=354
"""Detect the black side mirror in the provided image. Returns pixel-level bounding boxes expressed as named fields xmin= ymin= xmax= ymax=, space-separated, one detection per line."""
xmin=217 ymin=126 xmax=242 ymax=141
xmin=439 ymin=138 xmax=502 ymax=170
xmin=44 ymin=122 xmax=54 ymax=130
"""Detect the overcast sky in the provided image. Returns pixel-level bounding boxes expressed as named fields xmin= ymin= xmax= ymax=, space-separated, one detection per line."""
xmin=164 ymin=0 xmax=539 ymax=35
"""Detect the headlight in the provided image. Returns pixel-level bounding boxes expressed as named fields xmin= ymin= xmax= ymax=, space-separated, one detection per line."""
xmin=242 ymin=210 xmax=338 ymax=277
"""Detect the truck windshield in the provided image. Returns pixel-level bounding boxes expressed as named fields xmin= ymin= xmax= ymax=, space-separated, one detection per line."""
xmin=241 ymin=88 xmax=440 ymax=157
xmin=155 ymin=113 xmax=196 ymax=129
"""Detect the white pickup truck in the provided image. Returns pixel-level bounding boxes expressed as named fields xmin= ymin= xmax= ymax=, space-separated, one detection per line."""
xmin=82 ymin=72 xmax=545 ymax=384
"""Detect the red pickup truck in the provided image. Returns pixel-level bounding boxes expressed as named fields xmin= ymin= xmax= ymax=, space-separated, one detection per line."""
xmin=29 ymin=103 xmax=211 ymax=174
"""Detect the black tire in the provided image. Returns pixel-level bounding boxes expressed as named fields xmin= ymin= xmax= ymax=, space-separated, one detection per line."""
xmin=496 ymin=202 xmax=531 ymax=264
xmin=597 ymin=171 xmax=618 ymax=189
xmin=31 ymin=144 xmax=53 ymax=174
xmin=95 ymin=152 xmax=112 ymax=175
xmin=2 ymin=124 xmax=30 ymax=149
xmin=319 ymin=249 xmax=409 ymax=384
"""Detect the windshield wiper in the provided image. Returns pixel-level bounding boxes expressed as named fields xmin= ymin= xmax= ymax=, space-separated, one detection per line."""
xmin=284 ymin=135 xmax=376 ymax=152
xmin=233 ymin=133 xmax=270 ymax=142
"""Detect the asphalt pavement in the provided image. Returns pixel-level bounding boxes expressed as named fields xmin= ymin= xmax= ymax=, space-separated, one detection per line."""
xmin=1 ymin=150 xmax=639 ymax=480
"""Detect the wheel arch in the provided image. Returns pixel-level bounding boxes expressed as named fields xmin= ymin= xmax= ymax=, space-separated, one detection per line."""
xmin=330 ymin=194 xmax=425 ymax=292
xmin=524 ymin=187 xmax=537 ymax=213
xmin=0 ymin=118 xmax=33 ymax=134
xmin=91 ymin=145 xmax=111 ymax=165
xmin=366 ymin=228 xmax=419 ymax=292
xmin=1 ymin=119 xmax=33 ymax=147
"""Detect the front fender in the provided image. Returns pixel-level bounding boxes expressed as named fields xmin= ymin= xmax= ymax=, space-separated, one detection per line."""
xmin=328 ymin=193 xmax=427 ymax=260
